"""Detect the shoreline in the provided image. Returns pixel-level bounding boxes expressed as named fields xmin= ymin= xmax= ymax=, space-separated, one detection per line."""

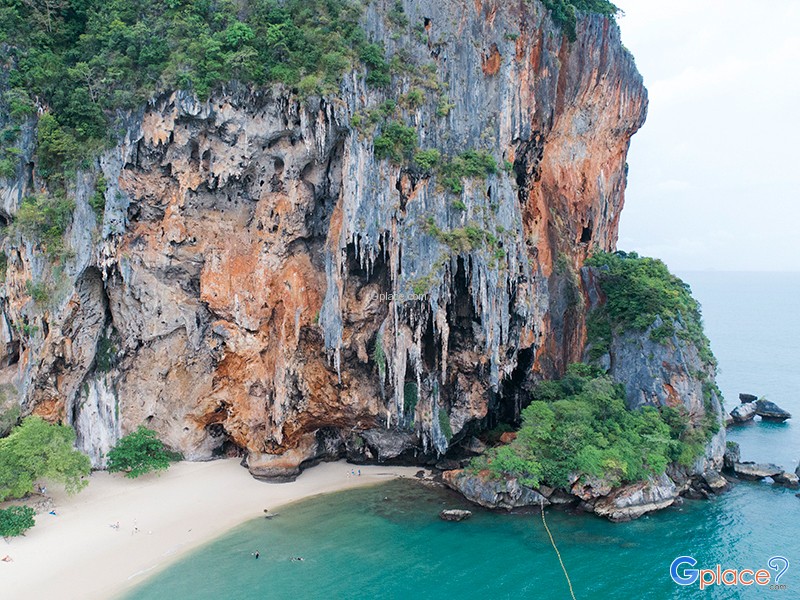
xmin=0 ymin=459 xmax=421 ymax=600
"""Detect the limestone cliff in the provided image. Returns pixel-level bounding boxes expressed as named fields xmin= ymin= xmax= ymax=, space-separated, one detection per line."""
xmin=0 ymin=0 xmax=650 ymax=478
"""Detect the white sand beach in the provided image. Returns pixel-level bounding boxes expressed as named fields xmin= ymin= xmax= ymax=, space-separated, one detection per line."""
xmin=0 ymin=459 xmax=420 ymax=600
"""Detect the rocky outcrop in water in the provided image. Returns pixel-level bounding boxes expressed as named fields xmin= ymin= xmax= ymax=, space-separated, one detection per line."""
xmin=440 ymin=509 xmax=472 ymax=521
xmin=730 ymin=402 xmax=757 ymax=423
xmin=754 ymin=399 xmax=791 ymax=422
xmin=773 ymin=471 xmax=799 ymax=489
xmin=442 ymin=469 xmax=549 ymax=510
xmin=731 ymin=462 xmax=782 ymax=480
xmin=0 ymin=1 xmax=650 ymax=478
xmin=724 ymin=442 xmax=740 ymax=470
xmin=443 ymin=467 xmax=689 ymax=521
xmin=592 ymin=474 xmax=678 ymax=522
xmin=729 ymin=398 xmax=791 ymax=424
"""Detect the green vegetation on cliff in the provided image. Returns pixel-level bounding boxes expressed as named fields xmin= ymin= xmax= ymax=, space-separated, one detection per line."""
xmin=13 ymin=193 xmax=75 ymax=261
xmin=0 ymin=0 xmax=377 ymax=150
xmin=539 ymin=0 xmax=619 ymax=42
xmin=438 ymin=150 xmax=498 ymax=194
xmin=106 ymin=426 xmax=176 ymax=478
xmin=0 ymin=417 xmax=91 ymax=501
xmin=585 ymin=251 xmax=715 ymax=366
xmin=473 ymin=364 xmax=713 ymax=488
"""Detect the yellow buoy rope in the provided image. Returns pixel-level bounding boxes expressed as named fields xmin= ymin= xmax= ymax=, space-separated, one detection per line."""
xmin=540 ymin=499 xmax=577 ymax=600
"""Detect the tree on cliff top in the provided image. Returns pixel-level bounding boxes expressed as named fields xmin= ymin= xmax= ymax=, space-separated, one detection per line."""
xmin=0 ymin=0 xmax=374 ymax=152
xmin=106 ymin=426 xmax=175 ymax=478
xmin=0 ymin=417 xmax=91 ymax=502
xmin=584 ymin=250 xmax=715 ymax=367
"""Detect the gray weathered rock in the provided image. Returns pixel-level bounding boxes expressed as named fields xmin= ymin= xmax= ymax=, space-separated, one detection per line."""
xmin=701 ymin=470 xmax=729 ymax=493
xmin=571 ymin=473 xmax=617 ymax=502
xmin=732 ymin=462 xmax=782 ymax=480
xmin=723 ymin=442 xmax=740 ymax=471
xmin=442 ymin=469 xmax=549 ymax=510
xmin=730 ymin=402 xmax=757 ymax=423
xmin=592 ymin=473 xmax=678 ymax=522
xmin=739 ymin=393 xmax=758 ymax=403
xmin=755 ymin=400 xmax=792 ymax=422
xmin=773 ymin=472 xmax=800 ymax=489
xmin=439 ymin=509 xmax=472 ymax=522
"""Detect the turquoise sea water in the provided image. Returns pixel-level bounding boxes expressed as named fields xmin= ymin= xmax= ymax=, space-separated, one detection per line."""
xmin=125 ymin=272 xmax=799 ymax=600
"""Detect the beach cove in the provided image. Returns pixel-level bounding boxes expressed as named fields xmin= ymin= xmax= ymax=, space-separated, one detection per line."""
xmin=0 ymin=460 xmax=419 ymax=600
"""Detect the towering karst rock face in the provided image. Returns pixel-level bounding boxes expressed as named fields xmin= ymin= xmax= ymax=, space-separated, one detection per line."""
xmin=0 ymin=1 xmax=663 ymax=479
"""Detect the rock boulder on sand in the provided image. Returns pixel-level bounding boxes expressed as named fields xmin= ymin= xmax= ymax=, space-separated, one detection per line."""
xmin=754 ymin=399 xmax=792 ymax=422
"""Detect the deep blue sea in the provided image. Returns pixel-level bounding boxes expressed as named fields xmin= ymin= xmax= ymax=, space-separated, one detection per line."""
xmin=124 ymin=272 xmax=799 ymax=600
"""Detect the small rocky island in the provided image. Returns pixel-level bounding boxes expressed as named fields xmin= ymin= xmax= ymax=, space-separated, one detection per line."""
xmin=728 ymin=394 xmax=792 ymax=424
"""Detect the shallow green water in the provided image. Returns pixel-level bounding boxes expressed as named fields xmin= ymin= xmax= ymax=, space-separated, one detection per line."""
xmin=124 ymin=479 xmax=796 ymax=600
xmin=125 ymin=273 xmax=799 ymax=600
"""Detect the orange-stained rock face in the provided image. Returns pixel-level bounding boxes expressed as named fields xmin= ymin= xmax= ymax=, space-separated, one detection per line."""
xmin=482 ymin=43 xmax=502 ymax=75
xmin=0 ymin=3 xmax=648 ymax=477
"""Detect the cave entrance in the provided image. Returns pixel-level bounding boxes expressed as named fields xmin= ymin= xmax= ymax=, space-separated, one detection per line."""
xmin=580 ymin=220 xmax=593 ymax=244
xmin=494 ymin=346 xmax=535 ymax=427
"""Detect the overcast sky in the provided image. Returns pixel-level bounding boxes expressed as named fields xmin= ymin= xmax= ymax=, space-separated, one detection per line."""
xmin=614 ymin=0 xmax=800 ymax=271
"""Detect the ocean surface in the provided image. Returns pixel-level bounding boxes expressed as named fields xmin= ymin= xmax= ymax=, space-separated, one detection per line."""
xmin=124 ymin=272 xmax=799 ymax=600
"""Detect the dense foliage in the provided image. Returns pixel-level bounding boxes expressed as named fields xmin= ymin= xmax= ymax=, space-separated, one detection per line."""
xmin=585 ymin=251 xmax=715 ymax=366
xmin=473 ymin=364 xmax=714 ymax=488
xmin=0 ymin=505 xmax=36 ymax=537
xmin=0 ymin=0 xmax=376 ymax=152
xmin=106 ymin=426 xmax=175 ymax=478
xmin=540 ymin=0 xmax=619 ymax=42
xmin=0 ymin=417 xmax=91 ymax=501
xmin=373 ymin=122 xmax=418 ymax=163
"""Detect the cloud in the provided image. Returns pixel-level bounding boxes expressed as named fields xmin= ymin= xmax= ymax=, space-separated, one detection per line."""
xmin=615 ymin=0 xmax=800 ymax=271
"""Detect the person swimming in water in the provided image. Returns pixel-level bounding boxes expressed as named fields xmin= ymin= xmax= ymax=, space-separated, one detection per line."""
xmin=253 ymin=551 xmax=260 ymax=559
